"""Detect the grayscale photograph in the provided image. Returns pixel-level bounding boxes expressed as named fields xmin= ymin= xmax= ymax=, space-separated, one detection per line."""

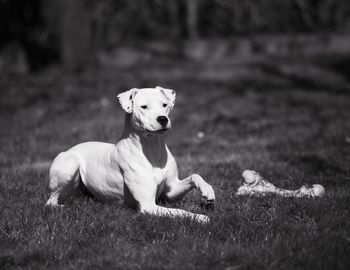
xmin=1 ymin=0 xmax=349 ymax=269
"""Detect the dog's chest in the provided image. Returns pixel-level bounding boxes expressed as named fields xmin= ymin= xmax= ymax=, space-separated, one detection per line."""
xmin=153 ymin=167 xmax=165 ymax=185
xmin=153 ymin=167 xmax=166 ymax=198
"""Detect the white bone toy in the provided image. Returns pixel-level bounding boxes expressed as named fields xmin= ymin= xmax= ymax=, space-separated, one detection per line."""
xmin=236 ymin=170 xmax=325 ymax=198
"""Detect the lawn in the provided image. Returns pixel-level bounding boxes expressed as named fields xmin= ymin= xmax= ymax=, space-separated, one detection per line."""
xmin=1 ymin=39 xmax=350 ymax=269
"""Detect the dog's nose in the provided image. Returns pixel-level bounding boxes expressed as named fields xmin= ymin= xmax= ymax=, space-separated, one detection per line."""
xmin=157 ymin=116 xmax=168 ymax=127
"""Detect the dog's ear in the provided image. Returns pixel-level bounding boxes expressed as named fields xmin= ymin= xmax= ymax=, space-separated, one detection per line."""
xmin=117 ymin=88 xmax=137 ymax=113
xmin=156 ymin=86 xmax=176 ymax=109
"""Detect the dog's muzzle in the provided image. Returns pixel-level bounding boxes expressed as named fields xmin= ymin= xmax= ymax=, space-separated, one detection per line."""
xmin=157 ymin=116 xmax=168 ymax=128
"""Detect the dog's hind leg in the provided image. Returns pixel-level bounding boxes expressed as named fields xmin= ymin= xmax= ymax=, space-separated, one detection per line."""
xmin=46 ymin=152 xmax=81 ymax=206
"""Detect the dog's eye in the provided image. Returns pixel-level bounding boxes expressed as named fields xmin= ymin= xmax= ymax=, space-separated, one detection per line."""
xmin=163 ymin=103 xmax=167 ymax=108
xmin=140 ymin=105 xmax=148 ymax=109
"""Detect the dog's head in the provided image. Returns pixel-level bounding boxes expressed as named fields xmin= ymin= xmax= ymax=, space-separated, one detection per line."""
xmin=117 ymin=86 xmax=176 ymax=134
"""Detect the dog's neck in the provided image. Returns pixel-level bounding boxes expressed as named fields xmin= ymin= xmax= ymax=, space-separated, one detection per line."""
xmin=120 ymin=114 xmax=167 ymax=167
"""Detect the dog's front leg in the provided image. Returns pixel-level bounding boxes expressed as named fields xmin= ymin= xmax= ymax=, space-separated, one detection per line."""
xmin=140 ymin=203 xmax=209 ymax=223
xmin=163 ymin=174 xmax=215 ymax=203
xmin=122 ymin=169 xmax=210 ymax=223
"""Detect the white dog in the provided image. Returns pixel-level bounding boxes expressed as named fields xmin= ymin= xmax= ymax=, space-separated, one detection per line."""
xmin=46 ymin=86 xmax=215 ymax=223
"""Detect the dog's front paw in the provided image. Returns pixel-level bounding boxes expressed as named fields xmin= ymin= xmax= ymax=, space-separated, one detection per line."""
xmin=199 ymin=184 xmax=215 ymax=210
xmin=201 ymin=183 xmax=215 ymax=200
xmin=195 ymin=214 xmax=210 ymax=224
xmin=191 ymin=174 xmax=216 ymax=208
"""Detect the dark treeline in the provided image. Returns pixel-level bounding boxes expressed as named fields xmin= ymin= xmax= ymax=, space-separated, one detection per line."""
xmin=1 ymin=0 xmax=350 ymax=71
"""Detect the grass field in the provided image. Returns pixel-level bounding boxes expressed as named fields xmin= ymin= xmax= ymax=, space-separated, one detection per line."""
xmin=1 ymin=41 xmax=350 ymax=269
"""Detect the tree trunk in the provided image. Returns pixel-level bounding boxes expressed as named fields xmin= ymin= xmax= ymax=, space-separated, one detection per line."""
xmin=186 ymin=0 xmax=199 ymax=39
xmin=61 ymin=0 xmax=92 ymax=72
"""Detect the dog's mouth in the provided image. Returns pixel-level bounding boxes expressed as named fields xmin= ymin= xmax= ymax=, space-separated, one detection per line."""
xmin=146 ymin=128 xmax=169 ymax=134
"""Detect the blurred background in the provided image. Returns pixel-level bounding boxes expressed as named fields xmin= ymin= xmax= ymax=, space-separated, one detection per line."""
xmin=1 ymin=0 xmax=350 ymax=171
xmin=1 ymin=0 xmax=350 ymax=74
